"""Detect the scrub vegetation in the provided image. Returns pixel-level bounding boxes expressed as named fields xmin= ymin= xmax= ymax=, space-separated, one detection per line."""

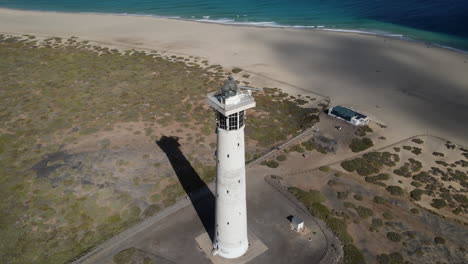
xmin=288 ymin=187 xmax=365 ymax=264
xmin=285 ymin=136 xmax=467 ymax=264
xmin=0 ymin=34 xmax=321 ymax=263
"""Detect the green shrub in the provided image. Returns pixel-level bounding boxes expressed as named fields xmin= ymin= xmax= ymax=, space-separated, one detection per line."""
xmin=410 ymin=208 xmax=419 ymax=214
xmin=393 ymin=165 xmax=411 ymax=178
xmin=410 ymin=189 xmax=424 ymax=201
xmin=327 ymin=179 xmax=338 ymax=186
xmin=309 ymin=202 xmax=332 ymax=220
xmin=386 ymin=185 xmax=404 ymax=196
xmin=373 ymin=196 xmax=388 ymax=204
xmin=294 ymin=98 xmax=308 ymax=105
xmin=355 ymin=206 xmax=374 ymax=219
xmin=431 ymin=199 xmax=447 ymax=209
xmin=143 ymin=257 xmax=155 ymax=264
xmin=289 ymin=144 xmax=305 ymax=153
xmin=376 ymin=252 xmax=404 ymax=264
xmin=382 ymin=211 xmax=394 ymax=220
xmin=301 ymin=141 xmax=315 ymax=151
xmin=355 ymin=125 xmax=373 ymax=137
xmin=319 ymin=166 xmax=330 ymax=172
xmin=325 ymin=216 xmax=354 ymax=244
xmin=337 ymin=191 xmax=349 ymax=200
xmin=343 ymin=244 xmax=366 ymax=264
xmin=412 ymin=138 xmax=424 ymax=144
xmin=434 ymin=236 xmax=446 ymax=244
xmin=288 ymin=187 xmax=325 ymax=205
xmin=365 ymin=173 xmax=390 ymax=184
xmin=341 ymin=152 xmax=398 ymax=176
xmin=386 ymin=232 xmax=402 ymax=242
xmin=369 ymin=218 xmax=383 ymax=232
xmin=276 ymin=154 xmax=287 ymax=162
xmin=411 ymin=147 xmax=422 ymax=155
xmin=363 ymin=152 xmax=399 ymax=167
xmin=113 ymin=247 xmax=136 ymax=264
xmin=260 ymin=160 xmax=279 ymax=168
xmin=143 ymin=204 xmax=161 ymax=217
xmin=412 ymin=171 xmax=435 ymax=184
xmin=349 ymin=137 xmax=374 ymax=152
xmin=453 ymin=194 xmax=468 ymax=204
xmin=435 ymin=160 xmax=449 ymax=167
xmin=353 ymin=194 xmax=363 ymax=201
xmin=231 ymin=67 xmax=242 ymax=73
xmin=341 ymin=158 xmax=379 ymax=176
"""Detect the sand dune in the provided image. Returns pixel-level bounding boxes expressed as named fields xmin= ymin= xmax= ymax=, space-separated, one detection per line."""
xmin=0 ymin=8 xmax=467 ymax=145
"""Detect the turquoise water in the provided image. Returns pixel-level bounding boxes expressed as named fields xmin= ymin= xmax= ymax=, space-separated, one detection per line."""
xmin=1 ymin=0 xmax=468 ymax=52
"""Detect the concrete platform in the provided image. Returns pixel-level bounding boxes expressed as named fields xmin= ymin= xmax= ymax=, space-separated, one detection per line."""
xmin=195 ymin=230 xmax=268 ymax=264
xmin=74 ymin=164 xmax=340 ymax=264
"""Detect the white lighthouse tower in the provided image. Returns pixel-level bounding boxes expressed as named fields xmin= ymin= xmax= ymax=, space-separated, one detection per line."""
xmin=207 ymin=77 xmax=256 ymax=259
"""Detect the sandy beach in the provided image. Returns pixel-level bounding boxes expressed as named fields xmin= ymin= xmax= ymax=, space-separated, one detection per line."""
xmin=1 ymin=8 xmax=467 ymax=145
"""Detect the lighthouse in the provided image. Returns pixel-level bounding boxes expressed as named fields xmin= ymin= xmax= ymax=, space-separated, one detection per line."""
xmin=207 ymin=77 xmax=256 ymax=259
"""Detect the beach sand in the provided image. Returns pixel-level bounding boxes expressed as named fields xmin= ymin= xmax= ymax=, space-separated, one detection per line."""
xmin=1 ymin=8 xmax=467 ymax=145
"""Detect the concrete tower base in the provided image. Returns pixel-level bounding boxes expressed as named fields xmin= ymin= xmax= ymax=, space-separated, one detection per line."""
xmin=196 ymin=230 xmax=268 ymax=264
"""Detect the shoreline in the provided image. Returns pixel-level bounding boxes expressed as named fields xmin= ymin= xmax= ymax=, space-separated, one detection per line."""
xmin=1 ymin=7 xmax=467 ymax=146
xmin=0 ymin=7 xmax=466 ymax=54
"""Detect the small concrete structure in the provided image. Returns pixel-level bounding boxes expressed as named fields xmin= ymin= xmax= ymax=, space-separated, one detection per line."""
xmin=328 ymin=105 xmax=369 ymax=126
xmin=290 ymin=216 xmax=305 ymax=232
xmin=207 ymin=77 xmax=256 ymax=259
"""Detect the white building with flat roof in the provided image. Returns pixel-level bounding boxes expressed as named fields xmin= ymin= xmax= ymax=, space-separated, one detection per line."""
xmin=328 ymin=106 xmax=369 ymax=126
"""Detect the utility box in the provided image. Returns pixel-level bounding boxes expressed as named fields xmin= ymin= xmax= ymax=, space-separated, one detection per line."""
xmin=290 ymin=216 xmax=304 ymax=232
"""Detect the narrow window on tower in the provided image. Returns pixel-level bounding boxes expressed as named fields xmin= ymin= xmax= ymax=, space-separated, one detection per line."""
xmin=229 ymin=112 xmax=238 ymax=130
xmin=239 ymin=110 xmax=244 ymax=127
xmin=217 ymin=112 xmax=227 ymax=130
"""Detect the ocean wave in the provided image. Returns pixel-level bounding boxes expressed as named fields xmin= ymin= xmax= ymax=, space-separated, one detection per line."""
xmin=319 ymin=28 xmax=404 ymax=38
xmin=0 ymin=6 xmax=466 ymax=53
xmin=191 ymin=17 xmax=406 ymax=39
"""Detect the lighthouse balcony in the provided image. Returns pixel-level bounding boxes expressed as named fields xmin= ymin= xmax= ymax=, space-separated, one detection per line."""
xmin=207 ymin=91 xmax=256 ymax=116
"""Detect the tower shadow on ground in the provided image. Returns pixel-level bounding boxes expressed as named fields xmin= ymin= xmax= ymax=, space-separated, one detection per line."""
xmin=156 ymin=136 xmax=215 ymax=242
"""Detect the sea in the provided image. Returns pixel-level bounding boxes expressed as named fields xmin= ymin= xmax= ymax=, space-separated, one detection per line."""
xmin=1 ymin=0 xmax=468 ymax=53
